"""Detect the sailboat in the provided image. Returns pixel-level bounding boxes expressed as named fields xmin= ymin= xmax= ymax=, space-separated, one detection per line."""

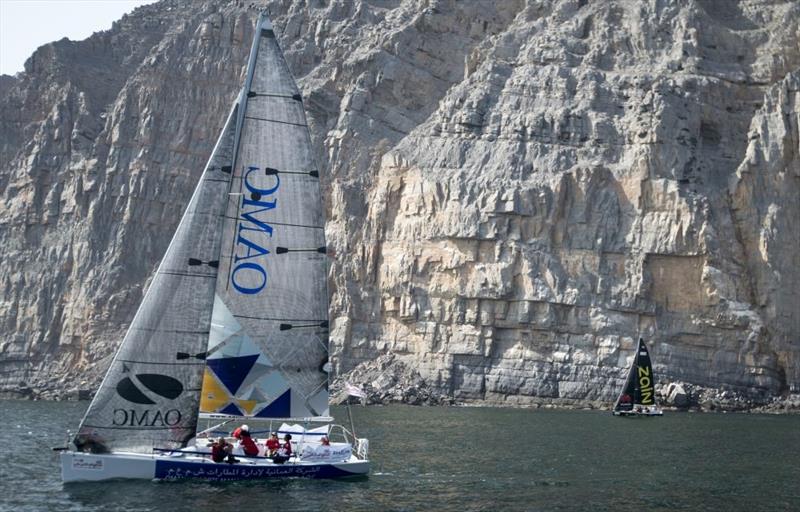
xmin=59 ymin=13 xmax=370 ymax=482
xmin=612 ymin=338 xmax=663 ymax=417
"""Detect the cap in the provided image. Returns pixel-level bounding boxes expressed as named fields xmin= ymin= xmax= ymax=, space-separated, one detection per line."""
xmin=241 ymin=424 xmax=249 ymax=432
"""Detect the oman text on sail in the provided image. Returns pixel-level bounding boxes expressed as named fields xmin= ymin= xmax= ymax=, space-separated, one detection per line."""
xmin=231 ymin=166 xmax=280 ymax=294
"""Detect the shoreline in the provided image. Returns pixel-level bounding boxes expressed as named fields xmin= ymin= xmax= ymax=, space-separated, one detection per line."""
xmin=1 ymin=391 xmax=798 ymax=415
xmin=327 ymin=354 xmax=800 ymax=415
xmin=5 ymin=351 xmax=798 ymax=415
xmin=1 ymin=388 xmax=798 ymax=415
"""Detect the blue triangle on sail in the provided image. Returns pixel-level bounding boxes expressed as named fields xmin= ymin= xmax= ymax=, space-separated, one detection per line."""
xmin=206 ymin=354 xmax=259 ymax=395
xmin=219 ymin=402 xmax=243 ymax=416
xmin=255 ymin=389 xmax=291 ymax=418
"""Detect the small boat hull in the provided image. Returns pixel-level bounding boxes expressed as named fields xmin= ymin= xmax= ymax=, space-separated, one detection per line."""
xmin=612 ymin=410 xmax=664 ymax=417
xmin=61 ymin=451 xmax=369 ymax=482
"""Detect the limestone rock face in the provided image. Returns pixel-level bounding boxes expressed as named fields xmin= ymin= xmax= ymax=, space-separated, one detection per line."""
xmin=0 ymin=0 xmax=798 ymax=405
xmin=330 ymin=353 xmax=452 ymax=406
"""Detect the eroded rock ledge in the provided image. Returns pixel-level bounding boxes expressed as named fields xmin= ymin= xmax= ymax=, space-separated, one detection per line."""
xmin=331 ymin=355 xmax=800 ymax=414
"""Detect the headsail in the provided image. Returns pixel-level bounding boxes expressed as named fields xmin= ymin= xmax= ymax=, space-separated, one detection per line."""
xmin=74 ymin=102 xmax=240 ymax=453
xmin=613 ymin=338 xmax=657 ymax=413
xmin=199 ymin=15 xmax=330 ymax=420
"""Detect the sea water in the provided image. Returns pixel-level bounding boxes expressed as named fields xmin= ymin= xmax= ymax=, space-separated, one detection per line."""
xmin=1 ymin=399 xmax=798 ymax=511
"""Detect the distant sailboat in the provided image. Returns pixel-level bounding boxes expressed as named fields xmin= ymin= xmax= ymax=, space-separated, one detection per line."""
xmin=59 ymin=12 xmax=370 ymax=482
xmin=612 ymin=338 xmax=663 ymax=417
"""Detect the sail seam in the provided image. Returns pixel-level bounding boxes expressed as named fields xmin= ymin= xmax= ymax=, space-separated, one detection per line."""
xmin=233 ymin=314 xmax=328 ymax=322
xmin=81 ymin=425 xmax=194 ymax=431
xmin=244 ymin=115 xmax=307 ymax=127
xmin=157 ymin=271 xmax=217 ymax=278
xmin=217 ymin=215 xmax=323 ymax=230
xmin=131 ymin=328 xmax=209 ymax=334
xmin=247 ymin=92 xmax=300 ymax=100
xmin=117 ymin=360 xmax=207 ymax=366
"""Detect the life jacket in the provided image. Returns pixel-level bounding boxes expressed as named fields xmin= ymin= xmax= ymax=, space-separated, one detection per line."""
xmin=240 ymin=434 xmax=259 ymax=456
xmin=211 ymin=443 xmax=226 ymax=463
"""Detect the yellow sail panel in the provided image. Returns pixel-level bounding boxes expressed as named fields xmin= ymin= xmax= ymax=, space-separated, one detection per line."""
xmin=200 ymin=369 xmax=231 ymax=412
xmin=236 ymin=399 xmax=258 ymax=415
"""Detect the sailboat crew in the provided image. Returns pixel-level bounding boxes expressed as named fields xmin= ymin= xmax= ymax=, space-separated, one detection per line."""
xmin=211 ymin=437 xmax=236 ymax=464
xmin=231 ymin=424 xmax=246 ymax=440
xmin=235 ymin=425 xmax=259 ymax=457
xmin=265 ymin=432 xmax=280 ymax=456
xmin=272 ymin=434 xmax=293 ymax=464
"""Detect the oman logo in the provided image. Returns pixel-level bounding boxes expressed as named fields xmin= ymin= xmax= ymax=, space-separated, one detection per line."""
xmin=116 ymin=369 xmax=183 ymax=405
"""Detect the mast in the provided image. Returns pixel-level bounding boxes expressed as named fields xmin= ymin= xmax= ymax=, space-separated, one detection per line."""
xmin=230 ymin=12 xmax=269 ymax=176
xmin=633 ymin=339 xmax=642 ymax=405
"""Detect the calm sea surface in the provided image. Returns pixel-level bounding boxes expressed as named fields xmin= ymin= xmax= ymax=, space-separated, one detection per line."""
xmin=1 ymin=400 xmax=798 ymax=511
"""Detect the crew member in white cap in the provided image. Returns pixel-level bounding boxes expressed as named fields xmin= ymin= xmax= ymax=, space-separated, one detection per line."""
xmin=231 ymin=424 xmax=248 ymax=440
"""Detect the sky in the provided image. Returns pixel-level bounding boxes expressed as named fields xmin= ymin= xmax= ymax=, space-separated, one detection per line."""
xmin=0 ymin=0 xmax=159 ymax=76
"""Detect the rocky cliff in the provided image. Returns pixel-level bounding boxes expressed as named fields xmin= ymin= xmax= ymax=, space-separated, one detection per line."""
xmin=0 ymin=0 xmax=798 ymax=407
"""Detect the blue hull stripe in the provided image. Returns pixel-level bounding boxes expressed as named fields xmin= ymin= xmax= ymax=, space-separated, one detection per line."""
xmin=155 ymin=460 xmax=359 ymax=480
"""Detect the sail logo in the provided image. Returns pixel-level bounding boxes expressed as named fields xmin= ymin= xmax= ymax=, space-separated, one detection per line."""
xmin=230 ymin=166 xmax=280 ymax=294
xmin=637 ymin=366 xmax=654 ymax=405
xmin=112 ymin=408 xmax=182 ymax=428
xmin=116 ymin=374 xmax=183 ymax=404
xmin=114 ymin=373 xmax=183 ymax=428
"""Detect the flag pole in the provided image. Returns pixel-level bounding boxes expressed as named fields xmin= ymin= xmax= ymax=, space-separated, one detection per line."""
xmin=346 ymin=400 xmax=357 ymax=440
xmin=343 ymin=382 xmax=366 ymax=442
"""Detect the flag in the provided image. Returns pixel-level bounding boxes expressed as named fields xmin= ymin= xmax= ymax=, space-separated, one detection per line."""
xmin=345 ymin=382 xmax=367 ymax=399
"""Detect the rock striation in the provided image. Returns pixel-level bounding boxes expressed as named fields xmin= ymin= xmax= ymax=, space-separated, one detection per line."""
xmin=331 ymin=353 xmax=453 ymax=406
xmin=0 ymin=0 xmax=798 ymax=408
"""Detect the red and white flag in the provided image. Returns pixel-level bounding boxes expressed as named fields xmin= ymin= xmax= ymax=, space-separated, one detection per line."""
xmin=345 ymin=382 xmax=367 ymax=399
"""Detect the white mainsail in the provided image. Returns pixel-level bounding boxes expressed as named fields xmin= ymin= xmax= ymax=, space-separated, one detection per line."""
xmin=197 ymin=17 xmax=330 ymax=420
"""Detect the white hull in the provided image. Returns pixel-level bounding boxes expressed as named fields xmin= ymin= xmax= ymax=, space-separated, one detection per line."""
xmin=613 ymin=409 xmax=664 ymax=417
xmin=61 ymin=451 xmax=369 ymax=482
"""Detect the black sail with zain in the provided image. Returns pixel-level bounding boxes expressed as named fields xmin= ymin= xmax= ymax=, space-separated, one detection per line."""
xmin=613 ymin=338 xmax=657 ymax=414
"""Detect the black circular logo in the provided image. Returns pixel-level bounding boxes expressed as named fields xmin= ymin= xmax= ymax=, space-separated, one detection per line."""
xmin=116 ymin=374 xmax=184 ymax=404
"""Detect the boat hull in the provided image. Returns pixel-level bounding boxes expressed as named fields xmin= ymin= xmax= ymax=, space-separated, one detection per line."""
xmin=612 ymin=410 xmax=664 ymax=417
xmin=61 ymin=452 xmax=369 ymax=482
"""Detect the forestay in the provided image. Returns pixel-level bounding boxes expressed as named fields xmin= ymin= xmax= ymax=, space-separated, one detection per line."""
xmin=199 ymin=16 xmax=330 ymax=420
xmin=73 ymin=103 xmax=240 ymax=453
